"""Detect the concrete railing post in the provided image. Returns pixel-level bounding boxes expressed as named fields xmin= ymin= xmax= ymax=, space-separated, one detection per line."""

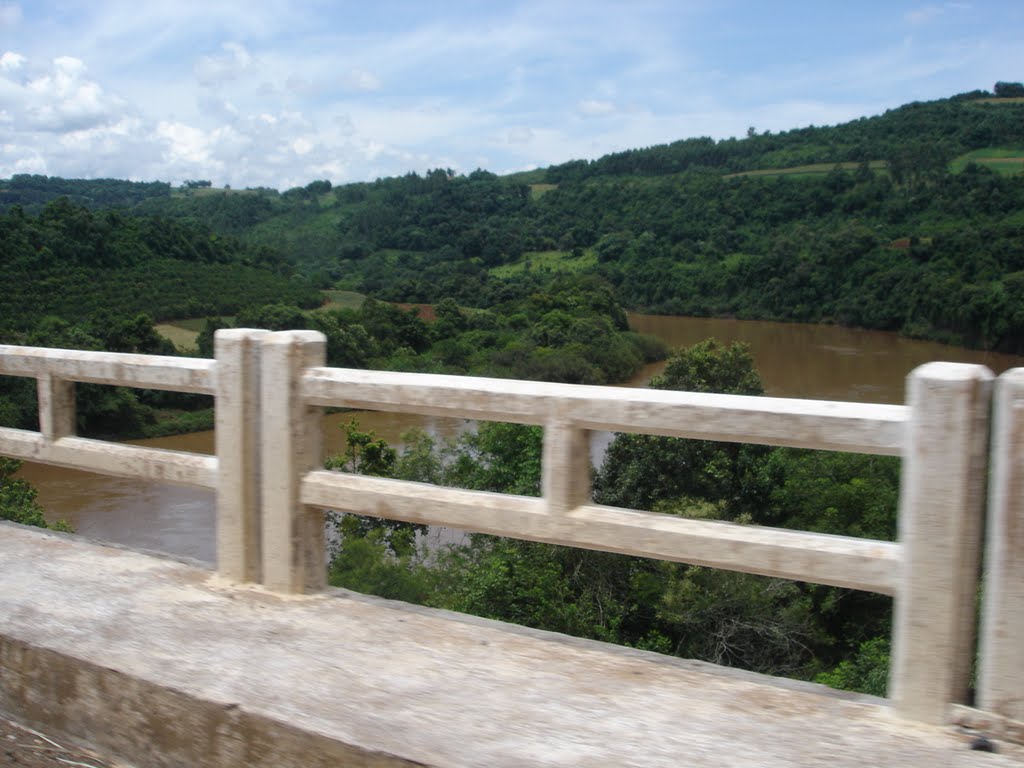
xmin=38 ymin=373 xmax=75 ymax=440
xmin=890 ymin=363 xmax=993 ymax=723
xmin=214 ymin=329 xmax=268 ymax=584
xmin=978 ymin=368 xmax=1024 ymax=722
xmin=260 ymin=331 xmax=326 ymax=593
xmin=542 ymin=417 xmax=591 ymax=514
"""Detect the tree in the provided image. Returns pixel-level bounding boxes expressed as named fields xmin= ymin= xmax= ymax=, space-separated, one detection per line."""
xmin=324 ymin=420 xmax=425 ymax=558
xmin=994 ymin=81 xmax=1024 ymax=98
xmin=594 ymin=339 xmax=767 ymax=516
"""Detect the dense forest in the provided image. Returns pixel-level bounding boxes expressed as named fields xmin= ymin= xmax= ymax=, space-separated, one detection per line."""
xmin=2 ymin=86 xmax=1022 ymax=696
xmin=0 ymin=199 xmax=319 ymax=329
xmin=7 ymin=90 xmax=1015 ymax=351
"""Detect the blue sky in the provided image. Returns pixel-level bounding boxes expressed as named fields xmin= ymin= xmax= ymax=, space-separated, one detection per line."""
xmin=0 ymin=1 xmax=1020 ymax=189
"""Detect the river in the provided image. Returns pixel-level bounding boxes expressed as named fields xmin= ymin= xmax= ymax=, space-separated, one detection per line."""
xmin=20 ymin=314 xmax=1024 ymax=562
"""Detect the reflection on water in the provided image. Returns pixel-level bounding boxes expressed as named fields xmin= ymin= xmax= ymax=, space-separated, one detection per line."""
xmin=19 ymin=314 xmax=1024 ymax=562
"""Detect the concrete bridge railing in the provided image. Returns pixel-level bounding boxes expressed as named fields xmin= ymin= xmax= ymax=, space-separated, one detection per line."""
xmin=0 ymin=329 xmax=1020 ymax=729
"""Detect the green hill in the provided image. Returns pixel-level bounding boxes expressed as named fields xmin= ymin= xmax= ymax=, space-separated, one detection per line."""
xmin=0 ymin=198 xmax=320 ymax=331
xmin=4 ymin=88 xmax=1024 ymax=353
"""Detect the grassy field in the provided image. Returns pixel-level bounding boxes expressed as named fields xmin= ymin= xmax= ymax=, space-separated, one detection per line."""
xmin=155 ymin=323 xmax=200 ymax=351
xmin=724 ymin=161 xmax=888 ymax=180
xmin=490 ymin=249 xmax=597 ymax=278
xmin=528 ymin=183 xmax=558 ymax=199
xmin=503 ymin=168 xmax=548 ymax=185
xmin=155 ymin=291 xmax=366 ymax=350
xmin=973 ymin=97 xmax=1024 ymax=105
xmin=170 ymin=186 xmax=263 ymax=198
xmin=320 ymin=290 xmax=366 ymax=310
xmin=155 ymin=316 xmax=236 ymax=351
xmin=950 ymin=148 xmax=1024 ymax=175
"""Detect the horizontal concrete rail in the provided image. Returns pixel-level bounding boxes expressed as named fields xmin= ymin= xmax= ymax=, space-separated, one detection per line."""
xmin=302 ymin=471 xmax=901 ymax=594
xmin=301 ymin=367 xmax=907 ymax=455
xmin=0 ymin=344 xmax=216 ymax=394
xmin=297 ymin=364 xmax=908 ymax=594
xmin=0 ymin=429 xmax=218 ymax=488
xmin=0 ymin=345 xmax=219 ymax=492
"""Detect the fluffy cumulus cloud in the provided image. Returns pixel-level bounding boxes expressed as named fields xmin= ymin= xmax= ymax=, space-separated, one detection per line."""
xmin=339 ymin=68 xmax=382 ymax=92
xmin=577 ymin=98 xmax=616 ymax=116
xmin=0 ymin=54 xmax=126 ymax=133
xmin=195 ymin=42 xmax=253 ymax=88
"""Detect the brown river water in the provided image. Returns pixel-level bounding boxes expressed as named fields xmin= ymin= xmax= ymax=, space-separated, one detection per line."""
xmin=19 ymin=314 xmax=1024 ymax=562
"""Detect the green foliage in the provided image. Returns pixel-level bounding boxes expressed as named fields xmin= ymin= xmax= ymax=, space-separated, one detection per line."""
xmin=327 ymin=527 xmax=436 ymax=604
xmin=815 ymin=637 xmax=890 ymax=697
xmin=0 ymin=200 xmax=319 ymax=330
xmin=0 ymin=458 xmax=71 ymax=531
xmin=326 ymin=419 xmax=399 ymax=477
xmin=432 ymin=540 xmax=630 ymax=642
xmin=650 ymin=338 xmax=763 ymax=394
xmin=324 ymin=420 xmax=424 ymax=555
xmin=657 ymin=566 xmax=827 ymax=677
xmin=594 ymin=340 xmax=767 ymax=515
xmin=994 ymin=81 xmax=1024 ymax=98
xmin=758 ymin=450 xmax=899 ymax=540
xmin=204 ymin=276 xmax=663 ymax=384
xmin=444 ymin=422 xmax=543 ymax=496
xmin=0 ymin=174 xmax=170 ymax=212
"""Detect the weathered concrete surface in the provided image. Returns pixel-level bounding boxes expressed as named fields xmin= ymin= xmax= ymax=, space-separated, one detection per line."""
xmin=2 ymin=523 xmax=1021 ymax=768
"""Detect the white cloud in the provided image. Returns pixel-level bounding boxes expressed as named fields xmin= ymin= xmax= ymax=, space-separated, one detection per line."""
xmin=0 ymin=54 xmax=127 ymax=133
xmin=578 ymin=99 xmax=616 ymax=116
xmin=292 ymin=137 xmax=314 ymax=155
xmin=506 ymin=126 xmax=534 ymax=144
xmin=905 ymin=6 xmax=944 ymax=25
xmin=157 ymin=120 xmax=213 ymax=165
xmin=339 ymin=68 xmax=381 ymax=91
xmin=195 ymin=42 xmax=253 ymax=87
xmin=1 ymin=51 xmax=25 ymax=71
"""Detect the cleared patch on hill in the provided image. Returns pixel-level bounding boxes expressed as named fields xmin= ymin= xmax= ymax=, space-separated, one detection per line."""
xmin=321 ymin=290 xmax=366 ymax=310
xmin=490 ymin=249 xmax=596 ymax=278
xmin=503 ymin=168 xmax=548 ymax=185
xmin=973 ymin=97 xmax=1024 ymax=104
xmin=155 ymin=323 xmax=200 ymax=351
xmin=171 ymin=186 xmax=262 ymax=198
xmin=156 ymin=316 xmax=238 ymax=352
xmin=951 ymin=148 xmax=1024 ymax=175
xmin=529 ymin=183 xmax=558 ymax=199
xmin=724 ymin=161 xmax=887 ymax=180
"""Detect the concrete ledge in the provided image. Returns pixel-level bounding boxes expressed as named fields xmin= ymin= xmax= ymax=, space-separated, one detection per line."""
xmin=2 ymin=523 xmax=1021 ymax=767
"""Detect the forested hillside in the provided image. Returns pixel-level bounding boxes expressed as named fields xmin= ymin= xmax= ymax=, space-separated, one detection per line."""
xmin=0 ymin=198 xmax=319 ymax=330
xmin=0 ymin=174 xmax=171 ymax=212
xmin=16 ymin=90 xmax=1011 ymax=352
